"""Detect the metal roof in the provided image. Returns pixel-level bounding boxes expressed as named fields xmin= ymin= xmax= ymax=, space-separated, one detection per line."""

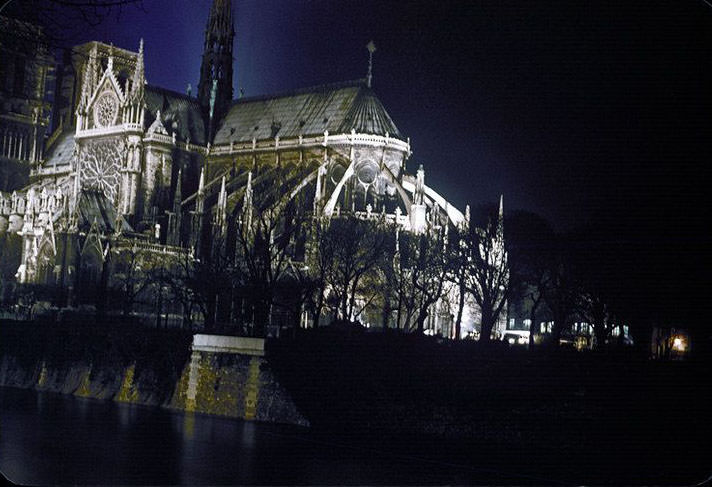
xmin=213 ymin=79 xmax=403 ymax=145
xmin=42 ymin=130 xmax=75 ymax=171
xmin=145 ymin=85 xmax=207 ymax=145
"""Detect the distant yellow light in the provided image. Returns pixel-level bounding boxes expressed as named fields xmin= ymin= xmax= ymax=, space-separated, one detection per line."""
xmin=672 ymin=337 xmax=686 ymax=352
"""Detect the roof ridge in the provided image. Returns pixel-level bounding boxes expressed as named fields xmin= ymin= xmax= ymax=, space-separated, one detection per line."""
xmin=145 ymin=84 xmax=201 ymax=104
xmin=233 ymin=78 xmax=367 ymax=105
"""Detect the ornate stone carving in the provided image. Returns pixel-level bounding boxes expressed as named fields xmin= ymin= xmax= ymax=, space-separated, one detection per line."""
xmin=93 ymin=91 xmax=119 ymax=128
xmin=79 ymin=138 xmax=125 ymax=203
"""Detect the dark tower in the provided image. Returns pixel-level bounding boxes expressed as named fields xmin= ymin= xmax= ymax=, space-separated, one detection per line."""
xmin=198 ymin=0 xmax=234 ymax=142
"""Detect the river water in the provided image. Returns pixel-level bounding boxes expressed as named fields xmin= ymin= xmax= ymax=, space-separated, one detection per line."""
xmin=5 ymin=386 xmax=706 ymax=485
xmin=0 ymin=387 xmax=538 ymax=485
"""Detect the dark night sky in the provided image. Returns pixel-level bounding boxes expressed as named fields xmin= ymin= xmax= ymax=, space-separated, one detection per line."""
xmin=17 ymin=0 xmax=712 ymax=324
xmin=81 ymin=0 xmax=711 ymax=233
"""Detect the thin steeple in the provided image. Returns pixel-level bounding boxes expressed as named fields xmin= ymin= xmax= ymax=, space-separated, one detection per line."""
xmin=78 ymin=43 xmax=99 ymax=112
xmin=130 ymin=38 xmax=145 ymax=98
xmin=174 ymin=169 xmax=183 ymax=212
xmin=366 ymin=40 xmax=376 ymax=88
xmin=198 ymin=0 xmax=235 ymax=142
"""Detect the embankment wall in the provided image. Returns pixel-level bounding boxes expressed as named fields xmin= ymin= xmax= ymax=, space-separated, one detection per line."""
xmin=0 ymin=321 xmax=307 ymax=426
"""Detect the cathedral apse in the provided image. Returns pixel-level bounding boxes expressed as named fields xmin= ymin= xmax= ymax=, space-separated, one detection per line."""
xmin=0 ymin=0 xmax=504 ymax=339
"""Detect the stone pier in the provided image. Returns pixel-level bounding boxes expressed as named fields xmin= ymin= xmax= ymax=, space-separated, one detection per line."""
xmin=172 ymin=334 xmax=308 ymax=426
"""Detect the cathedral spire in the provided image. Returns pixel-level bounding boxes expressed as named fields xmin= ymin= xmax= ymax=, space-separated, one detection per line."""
xmin=78 ymin=43 xmax=99 ymax=114
xmin=130 ymin=38 xmax=145 ymax=99
xmin=198 ymin=0 xmax=234 ymax=142
xmin=366 ymin=40 xmax=376 ymax=88
xmin=174 ymin=168 xmax=183 ymax=211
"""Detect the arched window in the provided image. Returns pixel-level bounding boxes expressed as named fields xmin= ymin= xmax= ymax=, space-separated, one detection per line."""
xmin=36 ymin=243 xmax=56 ymax=285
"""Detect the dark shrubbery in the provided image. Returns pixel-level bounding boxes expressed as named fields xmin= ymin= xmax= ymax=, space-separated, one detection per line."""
xmin=267 ymin=326 xmax=712 ymax=453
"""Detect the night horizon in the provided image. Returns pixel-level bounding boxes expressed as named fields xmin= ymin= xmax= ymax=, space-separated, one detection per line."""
xmin=16 ymin=0 xmax=707 ymax=327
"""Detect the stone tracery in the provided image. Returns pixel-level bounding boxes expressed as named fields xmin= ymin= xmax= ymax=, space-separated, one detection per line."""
xmin=79 ymin=139 xmax=124 ymax=203
xmin=93 ymin=91 xmax=119 ymax=128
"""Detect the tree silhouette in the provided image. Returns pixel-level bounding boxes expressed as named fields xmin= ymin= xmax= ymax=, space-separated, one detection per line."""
xmin=464 ymin=202 xmax=509 ymax=342
xmin=314 ymin=216 xmax=388 ymax=324
xmin=506 ymin=210 xmax=556 ymax=346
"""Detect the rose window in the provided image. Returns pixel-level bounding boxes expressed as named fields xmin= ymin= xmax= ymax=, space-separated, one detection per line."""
xmin=93 ymin=91 xmax=119 ymax=128
xmin=79 ymin=140 xmax=124 ymax=203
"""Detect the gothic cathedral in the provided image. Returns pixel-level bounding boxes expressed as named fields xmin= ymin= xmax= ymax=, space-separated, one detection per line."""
xmin=0 ymin=0 xmax=502 ymax=337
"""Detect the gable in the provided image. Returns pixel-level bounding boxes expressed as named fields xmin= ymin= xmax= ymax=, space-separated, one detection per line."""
xmin=86 ymin=72 xmax=125 ymax=130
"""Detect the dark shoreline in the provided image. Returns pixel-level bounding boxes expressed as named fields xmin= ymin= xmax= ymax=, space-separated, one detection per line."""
xmin=1 ymin=320 xmax=711 ymax=485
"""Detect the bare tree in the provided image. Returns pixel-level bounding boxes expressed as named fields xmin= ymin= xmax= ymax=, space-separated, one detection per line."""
xmin=305 ymin=218 xmax=330 ymax=327
xmin=446 ymin=224 xmax=470 ymax=339
xmin=110 ymin=242 xmax=155 ymax=317
xmin=577 ymin=290 xmax=618 ymax=350
xmin=543 ymin=250 xmax=579 ymax=346
xmin=506 ymin=210 xmax=556 ymax=346
xmin=314 ymin=216 xmax=388 ymax=324
xmin=234 ymin=202 xmax=298 ymax=337
xmin=158 ymin=250 xmax=201 ymax=330
xmin=1 ymin=0 xmax=144 ymax=48
xmin=397 ymin=227 xmax=449 ymax=333
xmin=464 ymin=202 xmax=509 ymax=343
xmin=373 ymin=226 xmax=401 ymax=330
xmin=280 ymin=259 xmax=320 ymax=333
xmin=163 ymin=226 xmax=233 ymax=332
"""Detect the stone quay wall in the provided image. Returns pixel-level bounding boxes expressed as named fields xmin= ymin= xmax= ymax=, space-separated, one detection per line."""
xmin=0 ymin=321 xmax=307 ymax=426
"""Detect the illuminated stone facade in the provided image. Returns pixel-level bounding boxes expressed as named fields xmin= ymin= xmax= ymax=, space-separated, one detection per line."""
xmin=0 ymin=0 xmax=503 ymax=338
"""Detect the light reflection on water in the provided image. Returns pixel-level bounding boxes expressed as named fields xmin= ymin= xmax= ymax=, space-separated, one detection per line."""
xmin=0 ymin=387 xmax=519 ymax=485
xmin=182 ymin=410 xmax=195 ymax=439
xmin=1 ymin=388 xmax=288 ymax=485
